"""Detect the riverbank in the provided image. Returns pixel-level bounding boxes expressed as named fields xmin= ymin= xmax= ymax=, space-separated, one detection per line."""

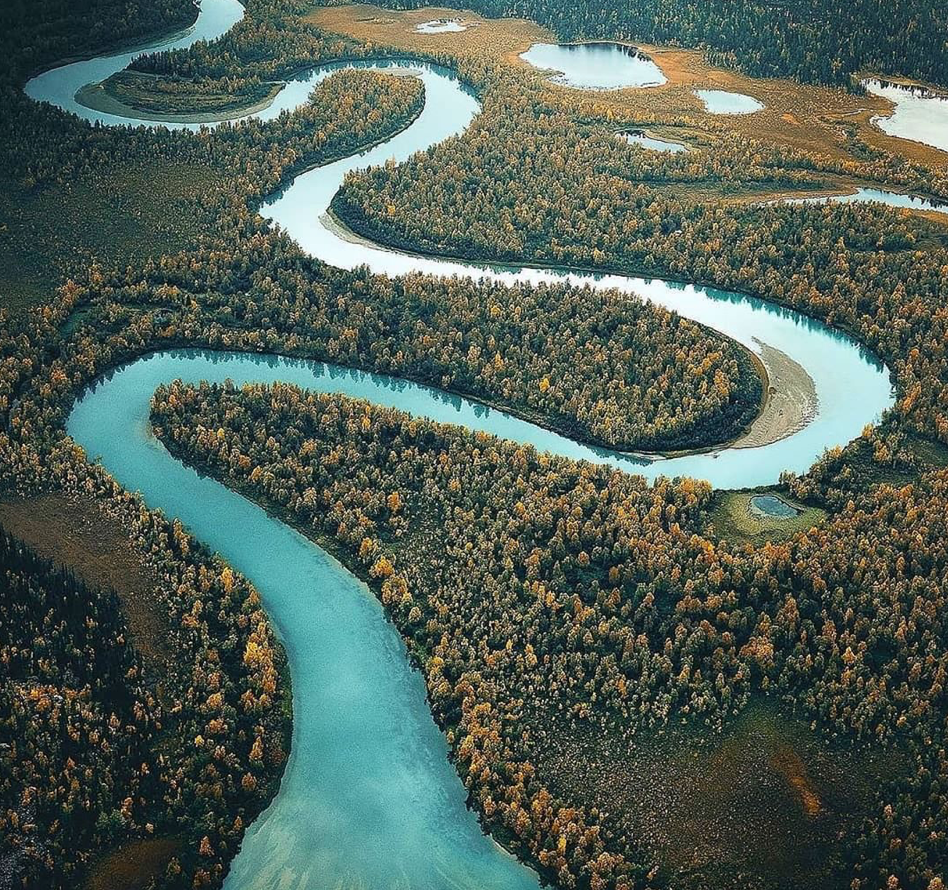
xmin=323 ymin=207 xmax=818 ymax=455
xmin=734 ymin=343 xmax=817 ymax=449
xmin=77 ymin=75 xmax=286 ymax=124
xmin=76 ymin=70 xmax=286 ymax=123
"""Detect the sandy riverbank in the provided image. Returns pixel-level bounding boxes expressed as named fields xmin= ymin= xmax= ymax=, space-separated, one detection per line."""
xmin=734 ymin=341 xmax=817 ymax=449
xmin=76 ymin=74 xmax=284 ymax=124
xmin=323 ymin=210 xmax=818 ymax=453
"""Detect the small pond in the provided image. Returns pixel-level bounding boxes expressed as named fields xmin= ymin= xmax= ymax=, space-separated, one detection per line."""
xmin=520 ymin=42 xmax=666 ymax=90
xmin=862 ymin=78 xmax=948 ymax=153
xmin=415 ymin=18 xmax=467 ymax=33
xmin=750 ymin=495 xmax=800 ymax=518
xmin=695 ymin=89 xmax=764 ymax=115
xmin=623 ymin=131 xmax=689 ymax=153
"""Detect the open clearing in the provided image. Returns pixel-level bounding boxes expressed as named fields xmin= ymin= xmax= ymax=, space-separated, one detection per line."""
xmin=533 ymin=701 xmax=892 ymax=890
xmin=0 ymin=492 xmax=166 ymax=668
xmin=85 ymin=836 xmax=182 ymax=890
xmin=0 ymin=161 xmax=219 ymax=315
xmin=310 ymin=4 xmax=948 ymax=169
xmin=708 ymin=489 xmax=826 ymax=544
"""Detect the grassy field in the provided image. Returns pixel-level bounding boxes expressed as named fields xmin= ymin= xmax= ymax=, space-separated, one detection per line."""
xmin=0 ymin=161 xmax=220 ymax=316
xmin=310 ymin=4 xmax=948 ymax=169
xmin=707 ymin=489 xmax=826 ymax=545
xmin=307 ymin=3 xmax=551 ymax=67
xmin=535 ymin=700 xmax=893 ymax=890
xmin=85 ymin=836 xmax=183 ymax=890
xmin=0 ymin=492 xmax=167 ymax=668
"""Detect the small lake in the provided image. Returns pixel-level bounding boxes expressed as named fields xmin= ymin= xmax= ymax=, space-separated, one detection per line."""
xmin=520 ymin=42 xmax=666 ymax=89
xmin=415 ymin=18 xmax=467 ymax=33
xmin=862 ymin=78 xmax=948 ymax=153
xmin=750 ymin=494 xmax=799 ymax=518
xmin=787 ymin=187 xmax=948 ymax=216
xmin=695 ymin=89 xmax=764 ymax=115
xmin=623 ymin=131 xmax=689 ymax=153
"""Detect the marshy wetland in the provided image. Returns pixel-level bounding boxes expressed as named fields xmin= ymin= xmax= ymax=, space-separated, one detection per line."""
xmin=537 ymin=703 xmax=896 ymax=890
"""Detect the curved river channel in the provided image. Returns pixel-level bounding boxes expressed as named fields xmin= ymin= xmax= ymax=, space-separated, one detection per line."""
xmin=26 ymin=0 xmax=894 ymax=886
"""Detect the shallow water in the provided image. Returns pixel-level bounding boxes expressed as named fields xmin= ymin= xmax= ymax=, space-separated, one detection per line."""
xmin=750 ymin=494 xmax=798 ymax=517
xmin=520 ymin=42 xmax=667 ymax=89
xmin=29 ymin=4 xmax=895 ymax=887
xmin=863 ymin=78 xmax=948 ymax=153
xmin=623 ymin=131 xmax=689 ymax=153
xmin=416 ymin=18 xmax=467 ymax=33
xmin=695 ymin=89 xmax=764 ymax=115
xmin=66 ymin=351 xmax=542 ymax=890
xmin=785 ymin=187 xmax=948 ymax=216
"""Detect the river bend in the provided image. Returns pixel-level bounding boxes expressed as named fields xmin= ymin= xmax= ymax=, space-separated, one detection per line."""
xmin=24 ymin=1 xmax=896 ymax=886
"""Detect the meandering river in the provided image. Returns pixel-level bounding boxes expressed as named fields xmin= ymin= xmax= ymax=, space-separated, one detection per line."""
xmin=25 ymin=1 xmax=897 ymax=886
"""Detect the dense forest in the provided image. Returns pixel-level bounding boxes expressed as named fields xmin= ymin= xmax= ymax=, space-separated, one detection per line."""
xmin=333 ymin=129 xmax=948 ymax=449
xmin=3 ymin=0 xmax=948 ymax=887
xmin=0 ymin=530 xmax=159 ymax=886
xmin=382 ymin=0 xmax=948 ymax=87
xmin=0 ymin=523 xmax=289 ymax=888
xmin=150 ymin=378 xmax=948 ymax=889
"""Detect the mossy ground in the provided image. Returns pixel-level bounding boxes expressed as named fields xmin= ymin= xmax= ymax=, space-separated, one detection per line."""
xmin=0 ymin=492 xmax=167 ymax=668
xmin=534 ymin=700 xmax=893 ymax=890
xmin=85 ymin=836 xmax=183 ymax=890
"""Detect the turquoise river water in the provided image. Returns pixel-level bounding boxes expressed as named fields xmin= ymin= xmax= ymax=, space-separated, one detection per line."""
xmin=22 ymin=0 xmax=903 ymax=886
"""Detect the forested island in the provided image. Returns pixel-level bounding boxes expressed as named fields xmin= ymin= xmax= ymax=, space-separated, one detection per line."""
xmin=2 ymin=0 xmax=948 ymax=888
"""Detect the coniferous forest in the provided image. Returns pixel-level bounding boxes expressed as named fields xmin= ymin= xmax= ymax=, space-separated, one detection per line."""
xmin=2 ymin=0 xmax=948 ymax=888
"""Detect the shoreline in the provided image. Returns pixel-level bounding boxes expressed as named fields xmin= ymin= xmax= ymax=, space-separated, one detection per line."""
xmin=321 ymin=208 xmax=817 ymax=455
xmin=76 ymin=76 xmax=286 ymax=124
xmin=20 ymin=8 xmax=200 ymax=85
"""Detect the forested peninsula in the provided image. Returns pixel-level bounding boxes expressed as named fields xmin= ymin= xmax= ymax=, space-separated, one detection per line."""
xmin=2 ymin=0 xmax=948 ymax=888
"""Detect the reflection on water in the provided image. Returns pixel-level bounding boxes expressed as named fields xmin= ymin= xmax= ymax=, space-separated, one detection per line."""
xmin=25 ymin=0 xmax=245 ymax=127
xmin=786 ymin=186 xmax=948 ymax=216
xmin=695 ymin=89 xmax=764 ymax=115
xmin=67 ymin=349 xmax=543 ymax=890
xmin=520 ymin=42 xmax=667 ymax=90
xmin=34 ymin=4 xmax=896 ymax=886
xmin=750 ymin=494 xmax=799 ymax=518
xmin=623 ymin=131 xmax=689 ymax=153
xmin=863 ymin=78 xmax=948 ymax=153
xmin=415 ymin=18 xmax=467 ymax=33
